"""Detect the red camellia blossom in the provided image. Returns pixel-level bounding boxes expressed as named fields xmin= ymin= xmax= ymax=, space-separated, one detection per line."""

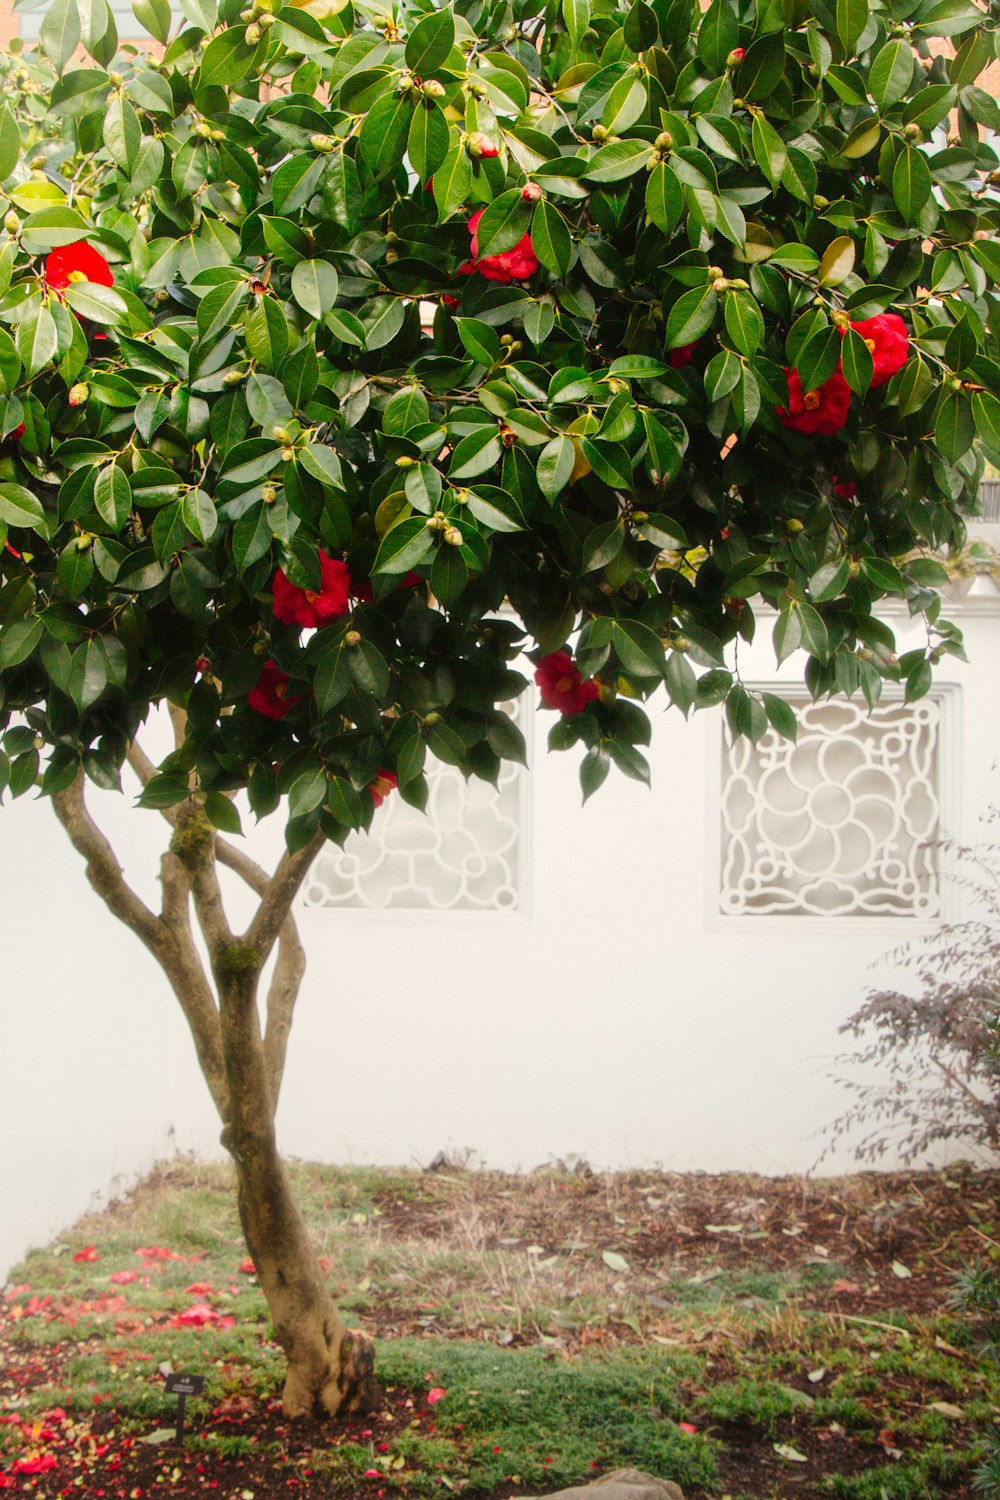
xmin=535 ymin=651 xmax=600 ymax=716
xmin=369 ymin=769 xmax=397 ymax=808
xmin=44 ymin=241 xmax=113 ymax=292
xmin=273 ymin=551 xmax=351 ymax=629
xmin=7 ymin=422 xmax=24 ymax=441
xmin=72 ymin=1246 xmax=100 ymax=1263
xmin=466 ymin=210 xmax=539 ymax=284
xmin=832 ymin=474 xmax=857 ymax=499
xmin=670 ymin=342 xmax=698 ymax=369
xmin=849 ymin=313 xmax=909 ymax=387
xmin=248 ymin=660 xmax=301 ymax=720
xmin=238 ymin=1258 xmax=256 ymax=1274
xmin=776 ymin=368 xmax=852 ymax=436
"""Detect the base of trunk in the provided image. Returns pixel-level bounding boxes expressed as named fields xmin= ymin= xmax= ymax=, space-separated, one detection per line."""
xmin=283 ymin=1326 xmax=381 ymax=1420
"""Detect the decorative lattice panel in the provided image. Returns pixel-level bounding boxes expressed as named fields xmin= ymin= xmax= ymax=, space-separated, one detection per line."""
xmin=301 ymin=723 xmax=525 ymax=914
xmin=720 ymin=697 xmax=943 ymax=918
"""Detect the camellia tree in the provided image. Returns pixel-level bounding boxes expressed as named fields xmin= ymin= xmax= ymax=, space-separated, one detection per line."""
xmin=1 ymin=0 xmax=999 ymax=1419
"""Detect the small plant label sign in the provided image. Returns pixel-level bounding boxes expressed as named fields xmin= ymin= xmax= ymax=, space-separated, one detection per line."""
xmin=164 ymin=1373 xmax=205 ymax=1443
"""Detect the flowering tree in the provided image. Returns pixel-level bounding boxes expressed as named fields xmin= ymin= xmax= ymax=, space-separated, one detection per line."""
xmin=1 ymin=0 xmax=999 ymax=1419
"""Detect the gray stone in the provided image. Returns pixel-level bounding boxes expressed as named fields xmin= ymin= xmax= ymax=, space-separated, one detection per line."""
xmin=520 ymin=1468 xmax=685 ymax=1500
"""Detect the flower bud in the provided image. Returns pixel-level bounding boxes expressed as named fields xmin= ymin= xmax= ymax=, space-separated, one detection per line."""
xmin=345 ymin=629 xmax=362 ymax=647
xmin=786 ymin=517 xmax=804 ymax=533
xmin=395 ymin=454 xmax=416 ymax=467
xmin=210 ymin=129 xmax=225 ymax=141
xmin=76 ymin=533 xmax=94 ymax=550
xmin=244 ymin=22 xmax=261 ymax=41
xmin=3 ymin=210 xmax=19 ymax=234
xmin=281 ymin=446 xmax=296 ymax=461
xmin=310 ymin=132 xmax=336 ymax=152
xmin=632 ymin=510 xmax=648 ymax=523
xmin=423 ymin=711 xmax=441 ymax=726
xmin=272 ymin=425 xmax=291 ymax=442
xmin=654 ymin=130 xmax=673 ymax=151
xmin=812 ymin=194 xmax=830 ymax=210
xmin=671 ymin=634 xmax=691 ymax=651
xmin=521 ymin=181 xmax=542 ymax=202
xmin=258 ymin=11 xmax=276 ymax=24
xmin=422 ymin=79 xmax=446 ymax=99
xmin=607 ymin=377 xmax=628 ymax=395
xmin=154 ymin=288 xmax=169 ymax=303
xmin=30 ymin=155 xmax=46 ymax=169
xmin=592 ymin=124 xmax=609 ymax=142
xmin=725 ymin=47 xmax=745 ymax=67
xmin=444 ymin=525 xmax=463 ymax=546
xmin=707 ymin=265 xmax=725 ymax=280
xmin=108 ymin=70 xmax=124 ymax=86
xmin=904 ymin=122 xmax=921 ymax=139
xmin=68 ymin=383 xmax=89 ymax=407
xmin=261 ymin=484 xmax=278 ymax=504
xmin=194 ymin=120 xmax=213 ymax=137
xmin=223 ymin=368 xmax=247 ymax=385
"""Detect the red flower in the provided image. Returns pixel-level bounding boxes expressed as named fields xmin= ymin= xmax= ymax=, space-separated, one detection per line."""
xmin=535 ymin=651 xmax=600 ymax=716
xmin=44 ymin=241 xmax=113 ymax=292
xmin=248 ymin=660 xmax=301 ymax=720
xmin=848 ymin=313 xmax=909 ymax=388
xmin=272 ymin=552 xmax=351 ymax=629
xmin=12 ymin=1455 xmax=57 ymax=1475
xmin=369 ymin=769 xmax=397 ymax=808
xmin=466 ymin=210 xmax=539 ymax=284
xmin=468 ymin=133 xmax=500 ymax=158
xmin=238 ymin=1258 xmax=256 ymax=1274
xmin=7 ymin=422 xmax=24 ymax=441
xmin=172 ymin=1302 xmax=219 ymax=1327
xmin=776 ymin=369 xmax=851 ymax=436
xmin=832 ymin=474 xmax=856 ymax=499
xmin=669 ymin=342 xmax=698 ymax=369
xmin=73 ymin=1246 xmax=100 ymax=1263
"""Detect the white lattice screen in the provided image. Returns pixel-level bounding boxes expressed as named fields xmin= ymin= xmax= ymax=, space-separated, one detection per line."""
xmin=719 ymin=695 xmax=947 ymax=919
xmin=301 ymin=708 xmax=525 ymax=914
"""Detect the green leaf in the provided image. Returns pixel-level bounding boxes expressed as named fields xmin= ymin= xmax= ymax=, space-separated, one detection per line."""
xmin=291 ymin=259 xmax=339 ymax=320
xmin=837 ymin=0 xmax=869 ymax=55
xmin=408 ymin=101 xmax=449 ymax=185
xmin=724 ymin=289 xmax=763 ymax=357
xmin=433 ymin=143 xmax=473 ymax=221
xmin=246 ymin=299 xmax=289 ymax=370
xmin=405 ymin=8 xmax=455 ymax=74
xmin=473 ymin=189 xmax=532 ymax=258
xmin=531 ymin=200 xmax=572 ymax=279
xmin=645 ymin=163 xmax=683 ymax=235
xmin=132 ymin=0 xmax=171 ymax=42
xmin=818 ymin=235 xmax=856 ymax=286
xmin=537 ymin=435 xmax=575 ymax=501
xmin=373 ymin=516 xmax=435 ymax=574
xmin=751 ymin=115 xmax=786 ymax=187
xmin=611 ymin=619 xmax=666 ymax=678
xmin=67 ymin=638 xmax=108 ymax=711
xmin=797 ymin=602 xmax=829 ymax=661
xmin=326 ymin=775 xmax=363 ymax=826
xmin=972 ymin=391 xmax=1000 ymax=459
xmin=62 ymin=283 xmax=128 ymax=325
xmin=736 ymin=33 xmax=786 ymax=103
xmin=0 ymin=616 xmax=43 ymax=668
xmin=665 ymin=285 xmax=717 ymax=350
xmin=289 ymin=767 xmax=326 ymax=819
xmin=580 ymin=743 xmax=610 ymax=803
xmin=869 ymin=38 xmax=915 ymax=110
xmin=562 ymin=0 xmax=591 ymax=54
xmin=892 ymin=146 xmax=932 ymax=223
xmin=41 ymin=0 xmax=81 ymax=72
xmin=0 ymin=106 xmax=20 ymax=180
xmin=841 ymin=326 xmax=874 ymax=396
xmin=809 ymin=557 xmax=850 ymax=601
xmin=272 ymin=153 xmax=326 ymax=215
xmin=103 ymin=94 xmax=141 ymax=172
xmin=698 ymin=0 xmax=738 ymax=72
xmin=761 ymin=693 xmax=797 ymax=742
xmin=796 ymin=324 xmax=841 ymax=393
xmin=934 ymin=388 xmax=974 ymax=462
xmin=582 ymin=518 xmax=624 ymax=572
xmin=94 ymin=463 xmax=132 ymax=531
xmin=586 ymin=140 xmax=654 ymax=182
xmin=455 ymin=317 xmax=500 ymax=366
xmin=17 ymin=306 xmax=57 ymax=378
xmin=199 ymin=26 xmax=259 ymax=87
xmin=359 ymin=92 xmax=413 ymax=180
xmin=773 ymin=606 xmax=802 ymax=664
xmin=860 ymin=556 xmax=904 ymax=592
xmin=181 ymin=487 xmax=217 ymax=543
xmin=449 ymin=427 xmax=502 ymax=479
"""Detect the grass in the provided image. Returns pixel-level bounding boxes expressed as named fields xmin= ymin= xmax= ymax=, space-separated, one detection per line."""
xmin=1 ymin=1158 xmax=996 ymax=1498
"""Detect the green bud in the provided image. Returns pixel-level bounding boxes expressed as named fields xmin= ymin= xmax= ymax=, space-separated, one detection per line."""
xmin=244 ymin=22 xmax=261 ymax=42
xmin=345 ymin=629 xmax=362 ymax=647
xmin=395 ymin=454 xmax=417 ymax=467
xmin=223 ymin=368 xmax=247 ymax=386
xmin=272 ymin=426 xmax=291 ymax=442
xmin=309 ymin=132 xmax=336 ymax=153
xmin=422 ymin=79 xmax=446 ymax=99
xmin=3 ymin=210 xmax=20 ymax=234
xmin=786 ymin=518 xmax=805 ymax=534
xmin=654 ymin=130 xmax=673 ymax=151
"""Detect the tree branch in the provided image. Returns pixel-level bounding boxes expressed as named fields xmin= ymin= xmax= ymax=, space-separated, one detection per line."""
xmin=52 ymin=772 xmax=165 ymax=960
xmin=160 ymin=846 xmax=230 ymax=1119
xmin=243 ymin=835 xmax=326 ymax=967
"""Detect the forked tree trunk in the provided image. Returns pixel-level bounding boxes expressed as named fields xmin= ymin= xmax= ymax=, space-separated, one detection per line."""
xmin=51 ymin=768 xmax=380 ymax=1420
xmin=217 ymin=965 xmax=379 ymax=1419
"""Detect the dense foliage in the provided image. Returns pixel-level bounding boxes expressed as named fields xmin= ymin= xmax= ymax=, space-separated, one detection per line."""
xmin=1 ymin=0 xmax=999 ymax=833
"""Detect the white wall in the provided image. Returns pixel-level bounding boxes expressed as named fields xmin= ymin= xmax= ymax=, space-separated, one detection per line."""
xmin=2 ymin=581 xmax=998 ymax=1281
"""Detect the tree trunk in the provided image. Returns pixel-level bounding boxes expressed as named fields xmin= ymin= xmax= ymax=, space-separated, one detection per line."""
xmin=217 ymin=961 xmax=380 ymax=1419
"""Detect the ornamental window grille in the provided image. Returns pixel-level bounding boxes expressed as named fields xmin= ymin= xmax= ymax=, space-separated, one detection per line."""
xmin=719 ymin=695 xmax=950 ymax=919
xmin=301 ymin=707 xmax=526 ymax=915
